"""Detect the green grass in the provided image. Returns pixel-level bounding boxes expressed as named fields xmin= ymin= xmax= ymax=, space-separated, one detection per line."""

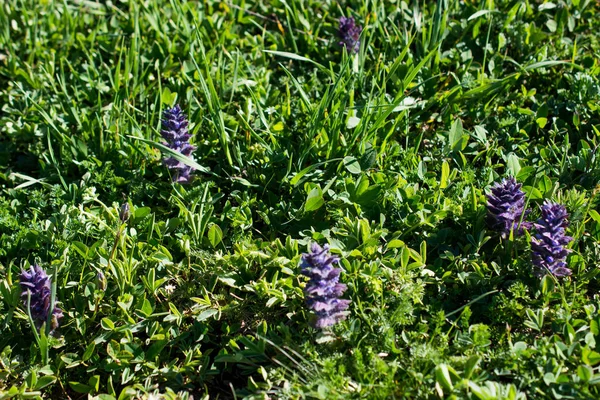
xmin=1 ymin=0 xmax=600 ymax=398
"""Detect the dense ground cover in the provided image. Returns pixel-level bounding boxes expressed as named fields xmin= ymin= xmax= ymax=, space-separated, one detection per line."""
xmin=1 ymin=0 xmax=600 ymax=398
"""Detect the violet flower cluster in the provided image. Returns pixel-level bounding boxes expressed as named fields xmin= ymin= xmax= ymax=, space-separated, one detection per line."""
xmin=486 ymin=177 xmax=532 ymax=238
xmin=160 ymin=105 xmax=196 ymax=184
xmin=338 ymin=17 xmax=362 ymax=54
xmin=531 ymin=201 xmax=573 ymax=277
xmin=300 ymin=243 xmax=350 ymax=329
xmin=20 ymin=264 xmax=63 ymax=330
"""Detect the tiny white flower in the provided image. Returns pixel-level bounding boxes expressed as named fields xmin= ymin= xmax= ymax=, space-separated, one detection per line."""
xmin=265 ymin=106 xmax=276 ymax=115
xmin=164 ymin=284 xmax=176 ymax=295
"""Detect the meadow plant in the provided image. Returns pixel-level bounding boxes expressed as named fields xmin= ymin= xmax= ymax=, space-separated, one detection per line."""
xmin=531 ymin=201 xmax=573 ymax=277
xmin=300 ymin=243 xmax=350 ymax=328
xmin=486 ymin=177 xmax=531 ymax=238
xmin=338 ymin=16 xmax=362 ymax=54
xmin=160 ymin=105 xmax=196 ymax=183
xmin=20 ymin=265 xmax=63 ymax=330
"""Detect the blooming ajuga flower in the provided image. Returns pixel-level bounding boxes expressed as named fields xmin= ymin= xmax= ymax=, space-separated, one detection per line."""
xmin=300 ymin=243 xmax=350 ymax=328
xmin=338 ymin=16 xmax=362 ymax=54
xmin=531 ymin=201 xmax=573 ymax=277
xmin=160 ymin=105 xmax=196 ymax=184
xmin=486 ymin=177 xmax=532 ymax=238
xmin=20 ymin=265 xmax=63 ymax=330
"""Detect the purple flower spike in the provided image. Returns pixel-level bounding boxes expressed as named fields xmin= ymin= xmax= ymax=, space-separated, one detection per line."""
xmin=300 ymin=243 xmax=351 ymax=329
xmin=531 ymin=201 xmax=573 ymax=277
xmin=486 ymin=177 xmax=532 ymax=238
xmin=20 ymin=265 xmax=63 ymax=330
xmin=338 ymin=17 xmax=362 ymax=54
xmin=160 ymin=105 xmax=196 ymax=184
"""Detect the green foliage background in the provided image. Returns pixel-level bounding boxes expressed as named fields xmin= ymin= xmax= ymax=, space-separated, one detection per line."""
xmin=1 ymin=0 xmax=600 ymax=398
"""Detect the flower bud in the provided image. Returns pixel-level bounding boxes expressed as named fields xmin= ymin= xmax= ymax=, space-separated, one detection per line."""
xmin=96 ymin=271 xmax=107 ymax=291
xmin=119 ymin=203 xmax=130 ymax=223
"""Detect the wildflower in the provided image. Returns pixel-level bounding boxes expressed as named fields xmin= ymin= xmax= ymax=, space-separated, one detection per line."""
xmin=338 ymin=16 xmax=362 ymax=54
xmin=486 ymin=177 xmax=532 ymax=238
xmin=300 ymin=243 xmax=350 ymax=328
xmin=119 ymin=202 xmax=130 ymax=223
xmin=20 ymin=265 xmax=63 ymax=330
xmin=531 ymin=201 xmax=573 ymax=277
xmin=160 ymin=104 xmax=196 ymax=184
xmin=163 ymin=283 xmax=176 ymax=295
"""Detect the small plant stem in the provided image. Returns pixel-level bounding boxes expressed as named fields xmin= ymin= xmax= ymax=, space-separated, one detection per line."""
xmin=26 ymin=291 xmax=48 ymax=364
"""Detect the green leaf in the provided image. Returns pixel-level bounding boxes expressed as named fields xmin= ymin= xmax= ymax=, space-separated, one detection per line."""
xmin=69 ymin=382 xmax=93 ymax=394
xmin=523 ymin=60 xmax=576 ymax=71
xmin=440 ymin=161 xmax=450 ymax=189
xmin=34 ymin=375 xmax=56 ymax=390
xmin=134 ymin=206 xmax=151 ymax=219
xmin=583 ymin=347 xmax=600 ymax=366
xmin=536 ymin=103 xmax=549 ymax=128
xmin=464 ymin=356 xmax=480 ymax=380
xmin=507 ymin=153 xmax=521 ymax=175
xmin=517 ymin=166 xmax=536 ymax=181
xmin=468 ymin=9 xmax=499 ymax=21
xmin=88 ymin=375 xmax=100 ymax=392
xmin=82 ymin=342 xmax=96 ymax=361
xmin=101 ymin=318 xmax=115 ymax=331
xmin=140 ymin=298 xmax=153 ymax=317
xmin=343 ymin=156 xmax=361 ymax=174
xmin=578 ymin=365 xmax=593 ymax=382
xmin=161 ymin=87 xmax=174 ymax=105
xmin=522 ymin=186 xmax=543 ymax=199
xmin=448 ymin=119 xmax=463 ymax=149
xmin=360 ymin=143 xmax=377 ymax=169
xmin=197 ymin=309 xmax=218 ymax=321
xmin=289 ymin=158 xmax=345 ymax=186
xmin=541 ymin=275 xmax=555 ymax=297
xmin=263 ymin=50 xmax=329 ymax=74
xmin=588 ymin=210 xmax=600 ymax=223
xmin=305 ymin=187 xmax=324 ymax=212
xmin=435 ymin=364 xmax=454 ymax=391
xmin=207 ymin=224 xmax=223 ymax=248
xmin=128 ymin=135 xmax=213 ymax=175
xmin=387 ymin=239 xmax=405 ymax=249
